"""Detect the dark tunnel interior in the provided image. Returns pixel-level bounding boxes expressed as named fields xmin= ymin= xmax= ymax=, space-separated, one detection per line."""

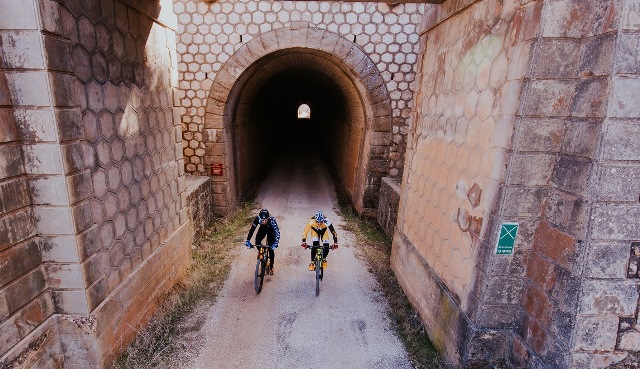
xmin=251 ymin=68 xmax=348 ymax=153
xmin=229 ymin=50 xmax=365 ymax=206
xmin=233 ymin=65 xmax=355 ymax=198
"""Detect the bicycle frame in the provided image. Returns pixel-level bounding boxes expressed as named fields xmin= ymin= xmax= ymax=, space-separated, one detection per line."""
xmin=307 ymin=243 xmax=331 ymax=296
xmin=252 ymin=244 xmax=271 ymax=294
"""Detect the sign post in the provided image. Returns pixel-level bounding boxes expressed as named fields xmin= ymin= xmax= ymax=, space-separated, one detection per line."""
xmin=496 ymin=222 xmax=518 ymax=255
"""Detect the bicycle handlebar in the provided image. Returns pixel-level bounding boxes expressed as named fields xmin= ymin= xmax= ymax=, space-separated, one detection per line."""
xmin=247 ymin=243 xmax=273 ymax=249
xmin=300 ymin=243 xmax=338 ymax=249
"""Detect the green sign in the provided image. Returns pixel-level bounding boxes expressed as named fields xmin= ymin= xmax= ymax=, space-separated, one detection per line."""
xmin=496 ymin=223 xmax=518 ymax=255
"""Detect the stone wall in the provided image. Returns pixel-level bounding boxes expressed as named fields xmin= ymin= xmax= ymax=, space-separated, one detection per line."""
xmin=392 ymin=0 xmax=640 ymax=367
xmin=377 ymin=176 xmax=400 ymax=238
xmin=172 ymin=0 xmax=425 ymax=183
xmin=186 ymin=175 xmax=213 ymax=240
xmin=0 ymin=0 xmax=192 ymax=367
xmin=393 ymin=0 xmax=528 ymax=364
xmin=511 ymin=1 xmax=618 ymax=367
xmin=1 ymin=0 xmax=69 ymax=366
xmin=573 ymin=0 xmax=640 ymax=366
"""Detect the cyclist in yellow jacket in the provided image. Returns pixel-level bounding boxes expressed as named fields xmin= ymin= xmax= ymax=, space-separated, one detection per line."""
xmin=300 ymin=210 xmax=338 ymax=271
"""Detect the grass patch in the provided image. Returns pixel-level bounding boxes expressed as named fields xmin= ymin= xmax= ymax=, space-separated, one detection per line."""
xmin=113 ymin=203 xmax=255 ymax=369
xmin=337 ymin=204 xmax=445 ymax=369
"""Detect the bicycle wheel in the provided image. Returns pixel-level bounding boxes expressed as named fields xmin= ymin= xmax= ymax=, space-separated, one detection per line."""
xmin=315 ymin=258 xmax=322 ymax=296
xmin=255 ymin=258 xmax=265 ymax=294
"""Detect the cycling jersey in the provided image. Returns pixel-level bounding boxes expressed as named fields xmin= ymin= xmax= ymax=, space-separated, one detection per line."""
xmin=302 ymin=217 xmax=338 ymax=244
xmin=247 ymin=215 xmax=280 ymax=248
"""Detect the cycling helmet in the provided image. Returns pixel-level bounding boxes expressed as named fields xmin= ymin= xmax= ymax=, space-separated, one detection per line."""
xmin=259 ymin=209 xmax=270 ymax=220
xmin=314 ymin=210 xmax=325 ymax=222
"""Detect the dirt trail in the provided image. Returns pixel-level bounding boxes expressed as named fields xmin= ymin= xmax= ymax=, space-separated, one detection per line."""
xmin=183 ymin=147 xmax=412 ymax=369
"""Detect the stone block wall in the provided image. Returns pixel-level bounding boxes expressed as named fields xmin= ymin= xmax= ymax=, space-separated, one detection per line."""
xmin=508 ymin=1 xmax=640 ymax=367
xmin=1 ymin=0 xmax=65 ymax=366
xmin=576 ymin=0 xmax=640 ymax=365
xmin=0 ymin=0 xmax=193 ymax=367
xmin=172 ymin=0 xmax=425 ymax=182
xmin=392 ymin=0 xmax=532 ymax=364
xmin=392 ymin=0 xmax=640 ymax=367
xmin=397 ymin=0 xmax=525 ymax=331
xmin=377 ymin=176 xmax=400 ymax=238
xmin=186 ymin=175 xmax=213 ymax=240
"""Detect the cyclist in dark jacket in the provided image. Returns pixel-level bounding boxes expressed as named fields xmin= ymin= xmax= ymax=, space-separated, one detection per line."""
xmin=246 ymin=209 xmax=280 ymax=274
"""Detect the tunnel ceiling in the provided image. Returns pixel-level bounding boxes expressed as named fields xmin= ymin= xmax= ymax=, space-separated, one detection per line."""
xmin=236 ymin=49 xmax=360 ymax=113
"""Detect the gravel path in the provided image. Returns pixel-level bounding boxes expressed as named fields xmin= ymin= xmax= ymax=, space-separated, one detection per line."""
xmin=182 ymin=146 xmax=412 ymax=369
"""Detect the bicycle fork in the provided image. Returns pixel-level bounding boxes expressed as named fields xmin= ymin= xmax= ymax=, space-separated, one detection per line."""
xmin=260 ymin=249 xmax=272 ymax=272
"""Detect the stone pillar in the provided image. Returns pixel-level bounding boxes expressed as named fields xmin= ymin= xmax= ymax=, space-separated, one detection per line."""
xmin=510 ymin=1 xmax=640 ymax=367
xmin=393 ymin=0 xmax=640 ymax=367
xmin=572 ymin=0 xmax=640 ymax=366
xmin=1 ymin=0 xmax=71 ymax=366
xmin=1 ymin=0 xmax=193 ymax=367
xmin=393 ymin=0 xmax=541 ymax=364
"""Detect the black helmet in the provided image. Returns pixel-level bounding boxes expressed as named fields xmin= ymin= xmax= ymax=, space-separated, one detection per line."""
xmin=259 ymin=209 xmax=269 ymax=220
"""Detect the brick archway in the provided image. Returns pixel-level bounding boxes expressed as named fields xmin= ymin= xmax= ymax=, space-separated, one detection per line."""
xmin=204 ymin=25 xmax=392 ymax=216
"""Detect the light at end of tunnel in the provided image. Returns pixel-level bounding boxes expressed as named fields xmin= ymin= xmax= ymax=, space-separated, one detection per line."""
xmin=298 ymin=103 xmax=310 ymax=119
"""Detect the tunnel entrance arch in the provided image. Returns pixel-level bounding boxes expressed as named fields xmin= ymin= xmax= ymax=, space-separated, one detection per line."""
xmin=204 ymin=26 xmax=392 ymax=216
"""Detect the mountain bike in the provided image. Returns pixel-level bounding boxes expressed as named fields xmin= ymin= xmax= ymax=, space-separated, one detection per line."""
xmin=250 ymin=244 xmax=272 ymax=294
xmin=303 ymin=243 xmax=337 ymax=296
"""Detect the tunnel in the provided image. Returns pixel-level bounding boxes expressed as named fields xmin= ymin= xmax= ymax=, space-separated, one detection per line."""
xmin=205 ymin=28 xmax=392 ymax=216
